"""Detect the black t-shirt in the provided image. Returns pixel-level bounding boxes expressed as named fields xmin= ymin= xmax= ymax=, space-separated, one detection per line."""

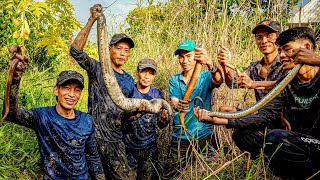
xmin=229 ymin=68 xmax=320 ymax=139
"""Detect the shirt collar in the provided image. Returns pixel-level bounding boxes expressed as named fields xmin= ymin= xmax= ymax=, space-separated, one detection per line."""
xmin=256 ymin=54 xmax=281 ymax=69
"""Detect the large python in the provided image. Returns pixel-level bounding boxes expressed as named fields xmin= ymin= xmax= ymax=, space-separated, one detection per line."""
xmin=96 ymin=12 xmax=173 ymax=115
xmin=208 ymin=63 xmax=302 ymax=119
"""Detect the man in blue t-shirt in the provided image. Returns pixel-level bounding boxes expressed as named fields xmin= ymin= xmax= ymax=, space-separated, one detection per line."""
xmin=70 ymin=4 xmax=135 ymax=179
xmin=123 ymin=58 xmax=169 ymax=180
xmin=3 ymin=58 xmax=105 ymax=179
xmin=163 ymin=40 xmax=223 ymax=179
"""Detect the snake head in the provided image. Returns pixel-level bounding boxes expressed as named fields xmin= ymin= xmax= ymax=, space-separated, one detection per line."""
xmin=8 ymin=44 xmax=22 ymax=55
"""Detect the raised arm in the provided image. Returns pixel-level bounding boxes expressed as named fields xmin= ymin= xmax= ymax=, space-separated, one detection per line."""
xmin=70 ymin=4 xmax=102 ymax=73
xmin=72 ymin=4 xmax=102 ymax=50
xmin=3 ymin=46 xmax=36 ymax=129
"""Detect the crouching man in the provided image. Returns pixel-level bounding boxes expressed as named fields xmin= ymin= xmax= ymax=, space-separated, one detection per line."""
xmin=3 ymin=54 xmax=105 ymax=179
xmin=195 ymin=27 xmax=320 ymax=179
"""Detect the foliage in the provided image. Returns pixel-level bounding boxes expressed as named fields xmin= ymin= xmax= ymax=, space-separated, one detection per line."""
xmin=0 ymin=0 xmax=316 ymax=178
xmin=0 ymin=0 xmax=81 ymax=71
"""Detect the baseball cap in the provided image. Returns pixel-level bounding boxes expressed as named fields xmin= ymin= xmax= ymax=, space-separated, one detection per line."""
xmin=56 ymin=70 xmax=84 ymax=88
xmin=174 ymin=40 xmax=197 ymax=55
xmin=110 ymin=33 xmax=135 ymax=48
xmin=138 ymin=58 xmax=157 ymax=72
xmin=252 ymin=20 xmax=281 ymax=34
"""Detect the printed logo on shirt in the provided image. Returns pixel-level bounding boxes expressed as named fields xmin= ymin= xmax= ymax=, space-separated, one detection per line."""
xmin=293 ymin=89 xmax=320 ymax=109
xmin=301 ymin=137 xmax=320 ymax=145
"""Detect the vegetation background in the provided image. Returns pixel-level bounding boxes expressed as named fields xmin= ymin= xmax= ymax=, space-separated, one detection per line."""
xmin=0 ymin=0 xmax=319 ymax=179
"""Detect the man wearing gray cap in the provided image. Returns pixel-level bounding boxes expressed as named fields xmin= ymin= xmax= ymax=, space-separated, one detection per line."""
xmin=123 ymin=58 xmax=169 ymax=180
xmin=69 ymin=4 xmax=136 ymax=179
xmin=3 ymin=63 xmax=105 ymax=179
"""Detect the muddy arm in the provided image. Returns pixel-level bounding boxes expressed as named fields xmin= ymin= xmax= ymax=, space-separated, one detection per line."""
xmin=2 ymin=45 xmax=35 ymax=128
xmin=72 ymin=4 xmax=102 ymax=50
xmin=4 ymin=79 xmax=36 ymax=129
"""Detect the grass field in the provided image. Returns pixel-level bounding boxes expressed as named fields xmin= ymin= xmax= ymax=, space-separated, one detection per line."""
xmin=0 ymin=0 xmax=319 ymax=179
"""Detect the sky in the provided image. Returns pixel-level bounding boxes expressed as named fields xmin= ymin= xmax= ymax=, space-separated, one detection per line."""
xmin=69 ymin=0 xmax=165 ymax=41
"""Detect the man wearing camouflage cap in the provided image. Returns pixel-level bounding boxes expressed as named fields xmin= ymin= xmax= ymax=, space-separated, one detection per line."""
xmin=3 ymin=62 xmax=105 ymax=179
xmin=122 ymin=58 xmax=169 ymax=180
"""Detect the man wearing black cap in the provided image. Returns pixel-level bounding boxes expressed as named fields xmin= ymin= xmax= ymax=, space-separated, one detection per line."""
xmin=3 ymin=62 xmax=105 ymax=179
xmin=122 ymin=58 xmax=169 ymax=180
xmin=69 ymin=4 xmax=135 ymax=179
xmin=195 ymin=27 xmax=320 ymax=179
xmin=218 ymin=20 xmax=288 ymax=114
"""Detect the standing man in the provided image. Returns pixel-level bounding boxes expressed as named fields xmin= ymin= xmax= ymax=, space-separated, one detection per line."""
xmin=163 ymin=40 xmax=223 ymax=179
xmin=123 ymin=58 xmax=169 ymax=180
xmin=69 ymin=4 xmax=134 ymax=179
xmin=3 ymin=52 xmax=105 ymax=180
xmin=218 ymin=20 xmax=287 ymax=112
xmin=195 ymin=27 xmax=320 ymax=179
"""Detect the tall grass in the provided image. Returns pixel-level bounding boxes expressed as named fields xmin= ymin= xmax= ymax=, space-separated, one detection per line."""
xmin=0 ymin=0 xmax=317 ymax=178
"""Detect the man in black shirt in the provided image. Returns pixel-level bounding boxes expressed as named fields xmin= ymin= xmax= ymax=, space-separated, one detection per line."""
xmin=194 ymin=27 xmax=320 ymax=179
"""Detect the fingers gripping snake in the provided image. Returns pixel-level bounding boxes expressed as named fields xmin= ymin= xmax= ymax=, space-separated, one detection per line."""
xmin=1 ymin=44 xmax=28 ymax=125
xmin=208 ymin=64 xmax=302 ymax=119
xmin=96 ymin=12 xmax=173 ymax=116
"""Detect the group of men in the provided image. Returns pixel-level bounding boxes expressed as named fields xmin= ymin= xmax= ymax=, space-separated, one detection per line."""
xmin=3 ymin=3 xmax=320 ymax=180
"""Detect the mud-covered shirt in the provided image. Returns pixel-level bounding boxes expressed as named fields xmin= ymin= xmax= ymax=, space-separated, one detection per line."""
xmin=228 ymin=68 xmax=320 ymax=139
xmin=8 ymin=105 xmax=104 ymax=179
xmin=123 ymin=85 xmax=166 ymax=149
xmin=70 ymin=46 xmax=134 ymax=144
xmin=228 ymin=55 xmax=288 ymax=101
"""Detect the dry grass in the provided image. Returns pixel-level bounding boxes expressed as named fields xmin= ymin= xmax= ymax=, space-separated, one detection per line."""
xmin=0 ymin=0 xmax=319 ymax=179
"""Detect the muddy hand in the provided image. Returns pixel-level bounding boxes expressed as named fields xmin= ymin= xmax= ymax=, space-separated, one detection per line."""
xmin=174 ymin=99 xmax=190 ymax=112
xmin=236 ymin=72 xmax=253 ymax=89
xmin=217 ymin=45 xmax=232 ymax=66
xmin=289 ymin=47 xmax=320 ymax=65
xmin=90 ymin=4 xmax=102 ymax=20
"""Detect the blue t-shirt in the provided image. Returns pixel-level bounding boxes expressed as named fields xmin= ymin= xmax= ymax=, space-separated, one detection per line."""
xmin=168 ymin=71 xmax=219 ymax=143
xmin=15 ymin=106 xmax=105 ymax=179
xmin=114 ymin=69 xmax=135 ymax=97
xmin=123 ymin=86 xmax=164 ymax=149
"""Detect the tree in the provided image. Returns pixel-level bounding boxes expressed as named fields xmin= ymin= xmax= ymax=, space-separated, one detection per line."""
xmin=0 ymin=0 xmax=81 ymax=70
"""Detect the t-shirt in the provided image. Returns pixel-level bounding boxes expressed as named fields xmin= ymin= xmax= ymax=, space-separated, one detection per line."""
xmin=228 ymin=68 xmax=320 ymax=140
xmin=123 ymin=86 xmax=165 ymax=149
xmin=69 ymin=46 xmax=135 ymax=144
xmin=9 ymin=106 xmax=104 ymax=179
xmin=168 ymin=71 xmax=220 ymax=143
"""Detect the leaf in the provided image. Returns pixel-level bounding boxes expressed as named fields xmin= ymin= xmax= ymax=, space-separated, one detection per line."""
xmin=13 ymin=19 xmax=20 ymax=26
xmin=12 ymin=30 xmax=21 ymax=38
xmin=29 ymin=2 xmax=48 ymax=17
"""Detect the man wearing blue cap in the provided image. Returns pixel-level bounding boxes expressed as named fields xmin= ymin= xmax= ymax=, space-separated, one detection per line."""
xmin=163 ymin=40 xmax=223 ymax=179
